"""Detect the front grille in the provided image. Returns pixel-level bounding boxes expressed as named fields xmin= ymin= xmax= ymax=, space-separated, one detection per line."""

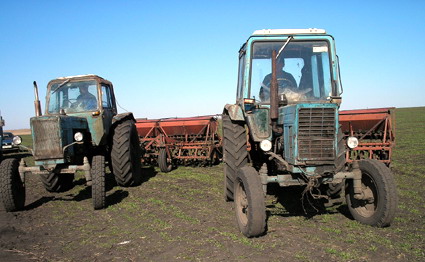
xmin=298 ymin=107 xmax=336 ymax=161
xmin=32 ymin=118 xmax=63 ymax=160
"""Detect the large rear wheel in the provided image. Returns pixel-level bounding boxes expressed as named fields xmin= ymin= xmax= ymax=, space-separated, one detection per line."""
xmin=346 ymin=159 xmax=397 ymax=227
xmin=234 ymin=166 xmax=266 ymax=237
xmin=222 ymin=114 xmax=248 ymax=201
xmin=111 ymin=120 xmax=142 ymax=186
xmin=91 ymin=155 xmax=106 ymax=210
xmin=0 ymin=158 xmax=25 ymax=212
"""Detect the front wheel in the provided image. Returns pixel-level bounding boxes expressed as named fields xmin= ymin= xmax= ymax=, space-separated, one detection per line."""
xmin=91 ymin=155 xmax=106 ymax=210
xmin=346 ymin=159 xmax=397 ymax=227
xmin=0 ymin=158 xmax=25 ymax=212
xmin=158 ymin=148 xmax=172 ymax=173
xmin=234 ymin=166 xmax=266 ymax=237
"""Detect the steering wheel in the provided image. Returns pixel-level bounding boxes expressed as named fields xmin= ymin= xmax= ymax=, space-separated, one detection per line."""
xmin=65 ymin=99 xmax=79 ymax=108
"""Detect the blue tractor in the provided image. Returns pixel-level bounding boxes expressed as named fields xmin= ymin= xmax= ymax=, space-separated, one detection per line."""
xmin=222 ymin=29 xmax=397 ymax=237
xmin=9 ymin=75 xmax=141 ymax=210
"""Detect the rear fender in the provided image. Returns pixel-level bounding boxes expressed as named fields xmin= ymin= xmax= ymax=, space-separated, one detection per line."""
xmin=109 ymin=113 xmax=137 ymax=145
xmin=112 ymin=112 xmax=135 ymax=125
xmin=223 ymin=104 xmax=244 ymax=121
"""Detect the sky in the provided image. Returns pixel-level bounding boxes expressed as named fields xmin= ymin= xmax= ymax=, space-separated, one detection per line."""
xmin=1 ymin=0 xmax=424 ymax=130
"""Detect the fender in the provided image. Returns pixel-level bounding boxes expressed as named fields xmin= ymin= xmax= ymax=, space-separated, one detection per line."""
xmin=223 ymin=104 xmax=244 ymax=121
xmin=112 ymin=112 xmax=135 ymax=125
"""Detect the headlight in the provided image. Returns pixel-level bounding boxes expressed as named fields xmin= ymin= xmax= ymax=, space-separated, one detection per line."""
xmin=260 ymin=139 xmax=272 ymax=152
xmin=346 ymin=136 xmax=359 ymax=149
xmin=74 ymin=132 xmax=83 ymax=142
xmin=12 ymin=136 xmax=22 ymax=145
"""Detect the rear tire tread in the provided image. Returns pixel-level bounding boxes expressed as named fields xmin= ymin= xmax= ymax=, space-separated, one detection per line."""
xmin=222 ymin=114 xmax=248 ymax=201
xmin=111 ymin=120 xmax=142 ymax=187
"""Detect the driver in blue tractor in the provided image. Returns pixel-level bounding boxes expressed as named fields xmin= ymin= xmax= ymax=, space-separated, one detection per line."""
xmin=259 ymin=55 xmax=297 ymax=102
xmin=74 ymin=84 xmax=97 ymax=110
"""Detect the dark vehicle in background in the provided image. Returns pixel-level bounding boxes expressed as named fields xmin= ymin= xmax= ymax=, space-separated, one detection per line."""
xmin=1 ymin=132 xmax=21 ymax=153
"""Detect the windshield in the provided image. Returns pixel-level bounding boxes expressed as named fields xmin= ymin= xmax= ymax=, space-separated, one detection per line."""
xmin=47 ymin=80 xmax=98 ymax=114
xmin=3 ymin=132 xmax=13 ymax=139
xmin=250 ymin=40 xmax=333 ymax=104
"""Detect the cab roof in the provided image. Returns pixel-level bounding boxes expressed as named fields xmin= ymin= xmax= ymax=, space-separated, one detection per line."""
xmin=252 ymin=28 xmax=326 ymax=36
xmin=48 ymin=74 xmax=112 ymax=86
xmin=56 ymin=74 xmax=105 ymax=81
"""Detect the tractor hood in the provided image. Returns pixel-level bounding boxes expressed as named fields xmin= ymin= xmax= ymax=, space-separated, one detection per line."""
xmin=31 ymin=115 xmax=88 ymax=162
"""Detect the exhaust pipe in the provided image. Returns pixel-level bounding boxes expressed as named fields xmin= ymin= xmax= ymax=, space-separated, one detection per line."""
xmin=270 ymin=50 xmax=278 ymax=121
xmin=33 ymin=81 xmax=42 ymax=117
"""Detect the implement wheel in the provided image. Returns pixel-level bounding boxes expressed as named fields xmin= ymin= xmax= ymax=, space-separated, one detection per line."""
xmin=158 ymin=148 xmax=172 ymax=173
xmin=91 ymin=155 xmax=106 ymax=210
xmin=234 ymin=166 xmax=266 ymax=237
xmin=222 ymin=114 xmax=248 ymax=201
xmin=0 ymin=158 xmax=25 ymax=212
xmin=346 ymin=159 xmax=397 ymax=227
xmin=39 ymin=172 xmax=74 ymax=192
xmin=111 ymin=120 xmax=142 ymax=186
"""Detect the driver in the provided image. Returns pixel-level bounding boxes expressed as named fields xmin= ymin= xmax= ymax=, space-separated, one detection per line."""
xmin=259 ymin=56 xmax=297 ymax=101
xmin=75 ymin=84 xmax=97 ymax=110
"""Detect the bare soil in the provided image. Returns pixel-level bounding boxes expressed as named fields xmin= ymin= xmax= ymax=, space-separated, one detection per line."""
xmin=1 ymin=107 xmax=424 ymax=261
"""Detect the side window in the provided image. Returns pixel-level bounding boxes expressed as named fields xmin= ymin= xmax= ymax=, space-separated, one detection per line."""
xmin=236 ymin=54 xmax=246 ymax=100
xmin=101 ymin=84 xmax=113 ymax=109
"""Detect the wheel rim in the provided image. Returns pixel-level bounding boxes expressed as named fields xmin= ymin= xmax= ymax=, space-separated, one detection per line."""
xmin=235 ymin=178 xmax=249 ymax=226
xmin=352 ymin=171 xmax=378 ymax=218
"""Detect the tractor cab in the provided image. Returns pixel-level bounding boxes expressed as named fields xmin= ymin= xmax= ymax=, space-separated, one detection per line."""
xmin=237 ymin=29 xmax=342 ymax=106
xmin=232 ymin=29 xmax=345 ymax=167
xmin=46 ymin=75 xmax=117 ymax=116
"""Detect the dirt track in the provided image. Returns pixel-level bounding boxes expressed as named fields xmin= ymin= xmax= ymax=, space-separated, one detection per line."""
xmin=1 ymin=108 xmax=424 ymax=261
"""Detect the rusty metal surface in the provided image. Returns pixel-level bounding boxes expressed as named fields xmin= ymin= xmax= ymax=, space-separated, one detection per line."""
xmin=136 ymin=115 xmax=222 ymax=167
xmin=339 ymin=107 xmax=395 ymax=165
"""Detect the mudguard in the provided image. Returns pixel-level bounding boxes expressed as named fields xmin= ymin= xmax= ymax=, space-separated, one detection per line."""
xmin=112 ymin=112 xmax=135 ymax=125
xmin=223 ymin=104 xmax=244 ymax=121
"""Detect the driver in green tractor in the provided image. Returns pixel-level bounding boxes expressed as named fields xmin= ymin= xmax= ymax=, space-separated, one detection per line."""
xmin=75 ymin=84 xmax=97 ymax=110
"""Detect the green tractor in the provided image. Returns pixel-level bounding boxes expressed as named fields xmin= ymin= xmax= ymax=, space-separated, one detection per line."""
xmin=8 ymin=75 xmax=141 ymax=210
xmin=222 ymin=29 xmax=397 ymax=237
xmin=0 ymin=114 xmax=25 ymax=212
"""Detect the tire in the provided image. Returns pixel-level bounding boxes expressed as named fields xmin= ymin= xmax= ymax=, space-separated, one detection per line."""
xmin=158 ymin=148 xmax=172 ymax=173
xmin=0 ymin=158 xmax=25 ymax=212
xmin=346 ymin=159 xmax=397 ymax=227
xmin=39 ymin=172 xmax=74 ymax=192
xmin=234 ymin=166 xmax=266 ymax=237
xmin=91 ymin=155 xmax=106 ymax=210
xmin=222 ymin=114 xmax=248 ymax=201
xmin=111 ymin=120 xmax=142 ymax=187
